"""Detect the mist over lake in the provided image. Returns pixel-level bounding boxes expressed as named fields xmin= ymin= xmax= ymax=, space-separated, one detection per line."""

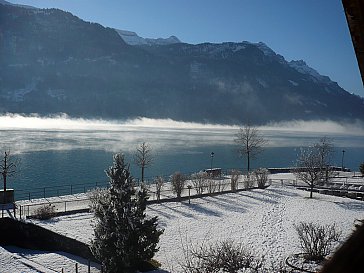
xmin=1 ymin=115 xmax=363 ymax=198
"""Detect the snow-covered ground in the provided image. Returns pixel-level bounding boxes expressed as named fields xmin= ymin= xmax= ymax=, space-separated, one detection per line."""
xmin=1 ymin=173 xmax=364 ymax=272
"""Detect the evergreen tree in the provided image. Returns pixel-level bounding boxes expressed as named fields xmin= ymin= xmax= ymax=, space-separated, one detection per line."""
xmin=360 ymin=162 xmax=364 ymax=176
xmin=90 ymin=153 xmax=163 ymax=273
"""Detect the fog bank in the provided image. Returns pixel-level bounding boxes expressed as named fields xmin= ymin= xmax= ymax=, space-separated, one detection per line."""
xmin=0 ymin=114 xmax=363 ymax=153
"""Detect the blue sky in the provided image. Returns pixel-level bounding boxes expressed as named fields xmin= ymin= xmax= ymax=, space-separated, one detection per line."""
xmin=9 ymin=0 xmax=364 ymax=97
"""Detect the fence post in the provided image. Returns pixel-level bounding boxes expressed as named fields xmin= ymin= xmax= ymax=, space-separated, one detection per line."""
xmin=64 ymin=201 xmax=67 ymax=212
xmin=187 ymin=185 xmax=192 ymax=204
xmin=88 ymin=259 xmax=91 ymax=273
xmin=75 ymin=263 xmax=78 ymax=273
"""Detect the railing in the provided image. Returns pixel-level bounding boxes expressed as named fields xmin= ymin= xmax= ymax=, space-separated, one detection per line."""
xmin=17 ymin=197 xmax=91 ymax=219
xmin=15 ymin=180 xmax=109 ymax=201
xmin=12 ymin=174 xmax=274 ymax=219
xmin=7 ymin=171 xmax=363 ymax=219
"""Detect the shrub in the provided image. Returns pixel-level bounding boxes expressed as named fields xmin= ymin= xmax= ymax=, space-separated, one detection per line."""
xmin=253 ymin=168 xmax=269 ymax=189
xmin=217 ymin=179 xmax=226 ymax=192
xmin=294 ymin=222 xmax=342 ymax=261
xmin=154 ymin=176 xmax=165 ymax=201
xmin=207 ymin=178 xmax=217 ymax=194
xmin=243 ymin=172 xmax=255 ymax=189
xmin=88 ymin=187 xmax=108 ymax=205
xmin=230 ymin=169 xmax=241 ymax=191
xmin=182 ymin=239 xmax=263 ymax=273
xmin=171 ymin=172 xmax=186 ymax=200
xmin=33 ymin=204 xmax=56 ymax=220
xmin=191 ymin=171 xmax=208 ymax=195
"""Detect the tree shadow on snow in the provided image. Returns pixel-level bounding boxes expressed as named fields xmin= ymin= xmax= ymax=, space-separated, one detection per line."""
xmin=157 ymin=203 xmax=196 ymax=219
xmin=267 ymin=187 xmax=300 ymax=197
xmin=236 ymin=191 xmax=278 ymax=205
xmin=148 ymin=206 xmax=176 ymax=220
xmin=208 ymin=195 xmax=249 ymax=213
xmin=333 ymin=201 xmax=364 ymax=211
xmin=183 ymin=202 xmax=222 ymax=217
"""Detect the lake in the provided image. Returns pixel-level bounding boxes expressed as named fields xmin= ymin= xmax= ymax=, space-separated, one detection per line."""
xmin=0 ymin=115 xmax=363 ymax=199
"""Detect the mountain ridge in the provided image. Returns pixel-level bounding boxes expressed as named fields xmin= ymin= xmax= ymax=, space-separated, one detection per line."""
xmin=115 ymin=29 xmax=181 ymax=46
xmin=0 ymin=2 xmax=363 ymax=125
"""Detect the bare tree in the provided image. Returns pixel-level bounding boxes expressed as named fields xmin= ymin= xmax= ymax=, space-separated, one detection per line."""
xmin=234 ymin=124 xmax=267 ymax=173
xmin=294 ymin=148 xmax=323 ymax=198
xmin=171 ymin=172 xmax=186 ymax=200
xmin=315 ymin=137 xmax=334 ymax=184
xmin=294 ymin=137 xmax=335 ymax=198
xmin=1 ymin=150 xmax=20 ymax=191
xmin=133 ymin=142 xmax=153 ymax=183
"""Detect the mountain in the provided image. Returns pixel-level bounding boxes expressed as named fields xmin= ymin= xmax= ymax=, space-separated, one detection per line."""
xmin=1 ymin=2 xmax=364 ymax=124
xmin=0 ymin=0 xmax=35 ymax=9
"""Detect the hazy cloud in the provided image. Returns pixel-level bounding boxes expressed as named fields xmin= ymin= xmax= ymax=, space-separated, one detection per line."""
xmin=0 ymin=114 xmax=363 ymax=154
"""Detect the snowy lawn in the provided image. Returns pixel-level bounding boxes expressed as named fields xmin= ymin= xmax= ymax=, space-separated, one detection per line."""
xmin=3 ymin=246 xmax=101 ymax=273
xmin=25 ymin=182 xmax=364 ymax=272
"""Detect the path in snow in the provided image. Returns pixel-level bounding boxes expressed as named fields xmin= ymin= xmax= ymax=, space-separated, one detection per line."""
xmin=259 ymin=188 xmax=287 ymax=266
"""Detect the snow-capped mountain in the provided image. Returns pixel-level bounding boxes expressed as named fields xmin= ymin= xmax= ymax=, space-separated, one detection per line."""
xmin=115 ymin=29 xmax=181 ymax=46
xmin=1 ymin=2 xmax=363 ymax=124
xmin=288 ymin=60 xmax=332 ymax=84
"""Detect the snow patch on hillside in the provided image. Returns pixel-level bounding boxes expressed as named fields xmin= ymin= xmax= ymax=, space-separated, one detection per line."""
xmin=115 ymin=29 xmax=181 ymax=46
xmin=289 ymin=60 xmax=331 ymax=84
xmin=288 ymin=80 xmax=299 ymax=86
xmin=2 ymin=78 xmax=40 ymax=102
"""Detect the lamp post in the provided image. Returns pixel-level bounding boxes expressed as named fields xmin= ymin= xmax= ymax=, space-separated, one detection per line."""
xmin=210 ymin=152 xmax=214 ymax=171
xmin=341 ymin=150 xmax=345 ymax=171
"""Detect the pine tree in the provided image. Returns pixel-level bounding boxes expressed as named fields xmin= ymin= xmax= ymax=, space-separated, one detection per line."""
xmin=360 ymin=162 xmax=364 ymax=176
xmin=90 ymin=153 xmax=163 ymax=273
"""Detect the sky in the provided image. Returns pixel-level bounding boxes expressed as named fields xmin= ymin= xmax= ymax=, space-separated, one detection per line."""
xmin=8 ymin=0 xmax=364 ymax=97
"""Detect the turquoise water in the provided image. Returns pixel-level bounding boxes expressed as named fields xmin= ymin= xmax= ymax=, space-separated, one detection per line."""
xmin=0 ymin=118 xmax=363 ymax=199
xmin=10 ymin=145 xmax=364 ymax=199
